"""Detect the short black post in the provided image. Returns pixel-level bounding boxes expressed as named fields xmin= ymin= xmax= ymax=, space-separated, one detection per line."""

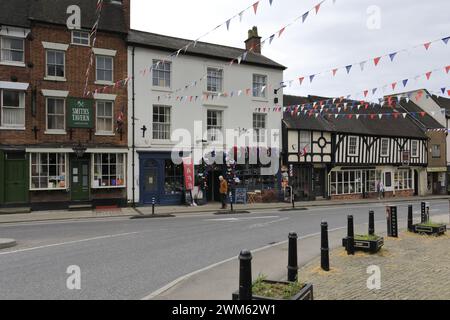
xmin=229 ymin=192 xmax=234 ymax=212
xmin=152 ymin=197 xmax=155 ymax=215
xmin=287 ymin=232 xmax=298 ymax=282
xmin=368 ymin=210 xmax=375 ymax=235
xmin=321 ymin=221 xmax=330 ymax=271
xmin=346 ymin=215 xmax=355 ymax=255
xmin=292 ymin=196 xmax=295 ymax=209
xmin=238 ymin=250 xmax=252 ymax=300
xmin=408 ymin=205 xmax=414 ymax=232
xmin=421 ymin=202 xmax=426 ymax=223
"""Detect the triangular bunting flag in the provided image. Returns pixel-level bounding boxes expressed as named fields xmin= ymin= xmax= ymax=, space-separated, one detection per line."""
xmin=309 ymin=75 xmax=315 ymax=83
xmin=389 ymin=52 xmax=397 ymax=62
xmin=372 ymin=88 xmax=377 ymax=95
xmin=315 ymin=3 xmax=321 ymax=14
xmin=226 ymin=19 xmax=231 ymax=31
xmin=302 ymin=12 xmax=309 ymax=23
xmin=391 ymin=82 xmax=397 ymax=90
xmin=253 ymin=1 xmax=259 ymax=14
xmin=364 ymin=90 xmax=369 ymax=98
xmin=441 ymin=88 xmax=446 ymax=94
xmin=278 ymin=27 xmax=285 ymax=38
xmin=269 ymin=0 xmax=273 ymax=5
xmin=269 ymin=34 xmax=275 ymax=44
xmin=424 ymin=42 xmax=431 ymax=50
xmin=332 ymin=69 xmax=338 ymax=76
xmin=402 ymin=79 xmax=408 ymax=87
xmin=345 ymin=65 xmax=352 ymax=74
xmin=374 ymin=57 xmax=381 ymax=66
xmin=299 ymin=77 xmax=305 ymax=85
xmin=360 ymin=61 xmax=367 ymax=71
xmin=426 ymin=71 xmax=432 ymax=80
xmin=448 ymin=90 xmax=450 ymax=96
xmin=443 ymin=37 xmax=450 ymax=45
xmin=445 ymin=65 xmax=450 ymax=74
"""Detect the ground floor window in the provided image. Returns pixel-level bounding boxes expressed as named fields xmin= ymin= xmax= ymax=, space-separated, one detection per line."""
xmin=30 ymin=153 xmax=67 ymax=190
xmin=235 ymin=164 xmax=277 ymax=191
xmin=164 ymin=160 xmax=183 ymax=195
xmin=395 ymin=169 xmax=412 ymax=190
xmin=330 ymin=170 xmax=362 ymax=195
xmin=366 ymin=170 xmax=382 ymax=193
xmin=92 ymin=153 xmax=126 ymax=188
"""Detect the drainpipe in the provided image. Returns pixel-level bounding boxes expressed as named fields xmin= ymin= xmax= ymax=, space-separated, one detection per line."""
xmin=131 ymin=46 xmax=136 ymax=207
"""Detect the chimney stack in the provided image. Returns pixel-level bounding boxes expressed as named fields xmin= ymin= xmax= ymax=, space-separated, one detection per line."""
xmin=245 ymin=26 xmax=261 ymax=54
xmin=121 ymin=0 xmax=131 ymax=31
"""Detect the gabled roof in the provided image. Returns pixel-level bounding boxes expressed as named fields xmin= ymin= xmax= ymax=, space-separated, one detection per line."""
xmin=431 ymin=94 xmax=450 ymax=117
xmin=127 ymin=29 xmax=286 ymax=70
xmin=283 ymin=94 xmax=428 ymax=139
xmin=397 ymin=99 xmax=444 ymax=130
xmin=0 ymin=0 xmax=127 ymax=33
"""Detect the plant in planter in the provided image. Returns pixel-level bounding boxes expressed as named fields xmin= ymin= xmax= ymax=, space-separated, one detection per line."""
xmin=342 ymin=211 xmax=384 ymax=254
xmin=413 ymin=221 xmax=447 ymax=236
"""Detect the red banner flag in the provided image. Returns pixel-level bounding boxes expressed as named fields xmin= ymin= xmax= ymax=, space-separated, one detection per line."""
xmin=182 ymin=157 xmax=195 ymax=191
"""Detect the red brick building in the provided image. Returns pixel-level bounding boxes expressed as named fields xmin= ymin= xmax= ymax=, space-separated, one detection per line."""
xmin=0 ymin=0 xmax=129 ymax=210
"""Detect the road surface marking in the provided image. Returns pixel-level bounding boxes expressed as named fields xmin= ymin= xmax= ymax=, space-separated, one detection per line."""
xmin=0 ymin=231 xmax=139 ymax=256
xmin=206 ymin=216 xmax=280 ymax=222
xmin=249 ymin=217 xmax=290 ymax=229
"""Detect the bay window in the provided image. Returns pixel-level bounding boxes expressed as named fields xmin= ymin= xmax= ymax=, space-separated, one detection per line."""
xmin=93 ymin=153 xmax=126 ymax=188
xmin=1 ymin=90 xmax=25 ymax=128
xmin=30 ymin=153 xmax=67 ymax=190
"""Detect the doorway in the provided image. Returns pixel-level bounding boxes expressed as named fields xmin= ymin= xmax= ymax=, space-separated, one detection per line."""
xmin=4 ymin=152 xmax=28 ymax=204
xmin=414 ymin=170 xmax=419 ymax=196
xmin=313 ymin=168 xmax=326 ymax=198
xmin=71 ymin=156 xmax=90 ymax=201
xmin=207 ymin=170 xmax=222 ymax=202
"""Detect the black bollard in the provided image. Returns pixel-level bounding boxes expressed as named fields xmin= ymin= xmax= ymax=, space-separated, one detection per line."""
xmin=238 ymin=250 xmax=252 ymax=300
xmin=152 ymin=197 xmax=155 ymax=215
xmin=287 ymin=232 xmax=298 ymax=282
xmin=230 ymin=192 xmax=234 ymax=212
xmin=421 ymin=202 xmax=427 ymax=223
xmin=346 ymin=215 xmax=355 ymax=255
xmin=292 ymin=196 xmax=295 ymax=209
xmin=408 ymin=205 xmax=413 ymax=232
xmin=321 ymin=221 xmax=330 ymax=271
xmin=368 ymin=210 xmax=375 ymax=235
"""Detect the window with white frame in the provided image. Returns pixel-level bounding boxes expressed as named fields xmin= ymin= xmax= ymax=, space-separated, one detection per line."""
xmin=152 ymin=60 xmax=171 ymax=88
xmin=96 ymin=101 xmax=114 ymax=133
xmin=411 ymin=140 xmax=419 ymax=157
xmin=366 ymin=169 xmax=382 ymax=192
xmin=93 ymin=153 xmax=126 ymax=188
xmin=71 ymin=30 xmax=90 ymax=46
xmin=1 ymin=90 xmax=25 ymax=127
xmin=96 ymin=55 xmax=113 ymax=83
xmin=152 ymin=105 xmax=171 ymax=140
xmin=46 ymin=50 xmax=65 ymax=78
xmin=432 ymin=144 xmax=441 ymax=158
xmin=207 ymin=67 xmax=223 ymax=93
xmin=252 ymin=74 xmax=267 ymax=98
xmin=46 ymin=97 xmax=65 ymax=131
xmin=30 ymin=153 xmax=67 ymax=190
xmin=253 ymin=113 xmax=266 ymax=143
xmin=299 ymin=131 xmax=311 ymax=154
xmin=330 ymin=170 xmax=362 ymax=195
xmin=0 ymin=36 xmax=24 ymax=63
xmin=348 ymin=136 xmax=358 ymax=156
xmin=207 ymin=110 xmax=223 ymax=142
xmin=381 ymin=138 xmax=389 ymax=157
xmin=395 ymin=169 xmax=412 ymax=190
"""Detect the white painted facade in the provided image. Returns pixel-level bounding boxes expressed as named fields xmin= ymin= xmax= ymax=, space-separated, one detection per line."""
xmin=127 ymin=45 xmax=284 ymax=204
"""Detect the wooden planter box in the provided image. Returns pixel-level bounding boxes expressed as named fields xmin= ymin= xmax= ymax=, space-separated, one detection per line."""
xmin=232 ymin=281 xmax=313 ymax=301
xmin=342 ymin=235 xmax=384 ymax=254
xmin=413 ymin=224 xmax=447 ymax=236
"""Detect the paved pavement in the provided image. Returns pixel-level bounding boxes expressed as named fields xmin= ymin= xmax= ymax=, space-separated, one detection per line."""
xmin=0 ymin=199 xmax=448 ymax=299
xmin=300 ymin=227 xmax=450 ymax=300
xmin=0 ymin=195 xmax=448 ymax=224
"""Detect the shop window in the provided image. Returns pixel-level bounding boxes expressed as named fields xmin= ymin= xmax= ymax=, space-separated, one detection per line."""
xmin=30 ymin=153 xmax=67 ymax=190
xmin=395 ymin=169 xmax=412 ymax=190
xmin=93 ymin=153 xmax=126 ymax=188
xmin=164 ymin=160 xmax=183 ymax=195
xmin=330 ymin=170 xmax=362 ymax=195
xmin=366 ymin=169 xmax=382 ymax=193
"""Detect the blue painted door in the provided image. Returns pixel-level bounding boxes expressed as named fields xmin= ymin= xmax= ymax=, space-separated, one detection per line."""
xmin=141 ymin=159 xmax=160 ymax=204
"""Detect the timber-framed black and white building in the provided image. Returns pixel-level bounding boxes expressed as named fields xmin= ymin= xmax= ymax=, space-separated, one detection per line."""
xmin=282 ymin=95 xmax=441 ymax=201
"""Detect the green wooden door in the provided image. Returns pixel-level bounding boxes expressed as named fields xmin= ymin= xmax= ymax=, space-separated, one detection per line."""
xmin=4 ymin=155 xmax=28 ymax=204
xmin=71 ymin=158 xmax=90 ymax=201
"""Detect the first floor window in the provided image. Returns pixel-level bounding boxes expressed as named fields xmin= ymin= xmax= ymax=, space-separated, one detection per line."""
xmin=0 ymin=36 xmax=24 ymax=63
xmin=164 ymin=160 xmax=183 ymax=195
xmin=253 ymin=113 xmax=266 ymax=143
xmin=395 ymin=169 xmax=412 ymax=190
xmin=93 ymin=153 xmax=126 ymax=188
xmin=381 ymin=138 xmax=389 ymax=157
xmin=299 ymin=131 xmax=311 ymax=153
xmin=46 ymin=50 xmax=65 ymax=78
xmin=207 ymin=110 xmax=223 ymax=142
xmin=252 ymin=74 xmax=267 ymax=98
xmin=96 ymin=55 xmax=113 ymax=82
xmin=207 ymin=67 xmax=223 ymax=92
xmin=411 ymin=140 xmax=419 ymax=157
xmin=46 ymin=98 xmax=65 ymax=131
xmin=30 ymin=153 xmax=67 ymax=190
xmin=152 ymin=60 xmax=171 ymax=87
xmin=96 ymin=101 xmax=114 ymax=133
xmin=432 ymin=144 xmax=441 ymax=158
xmin=1 ymin=90 xmax=25 ymax=127
xmin=348 ymin=136 xmax=358 ymax=156
xmin=153 ymin=105 xmax=171 ymax=140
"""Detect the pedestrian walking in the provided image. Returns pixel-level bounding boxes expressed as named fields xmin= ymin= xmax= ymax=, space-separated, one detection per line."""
xmin=219 ymin=176 xmax=228 ymax=209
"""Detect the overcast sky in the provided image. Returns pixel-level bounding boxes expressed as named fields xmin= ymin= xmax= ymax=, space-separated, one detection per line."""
xmin=131 ymin=0 xmax=450 ymax=100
